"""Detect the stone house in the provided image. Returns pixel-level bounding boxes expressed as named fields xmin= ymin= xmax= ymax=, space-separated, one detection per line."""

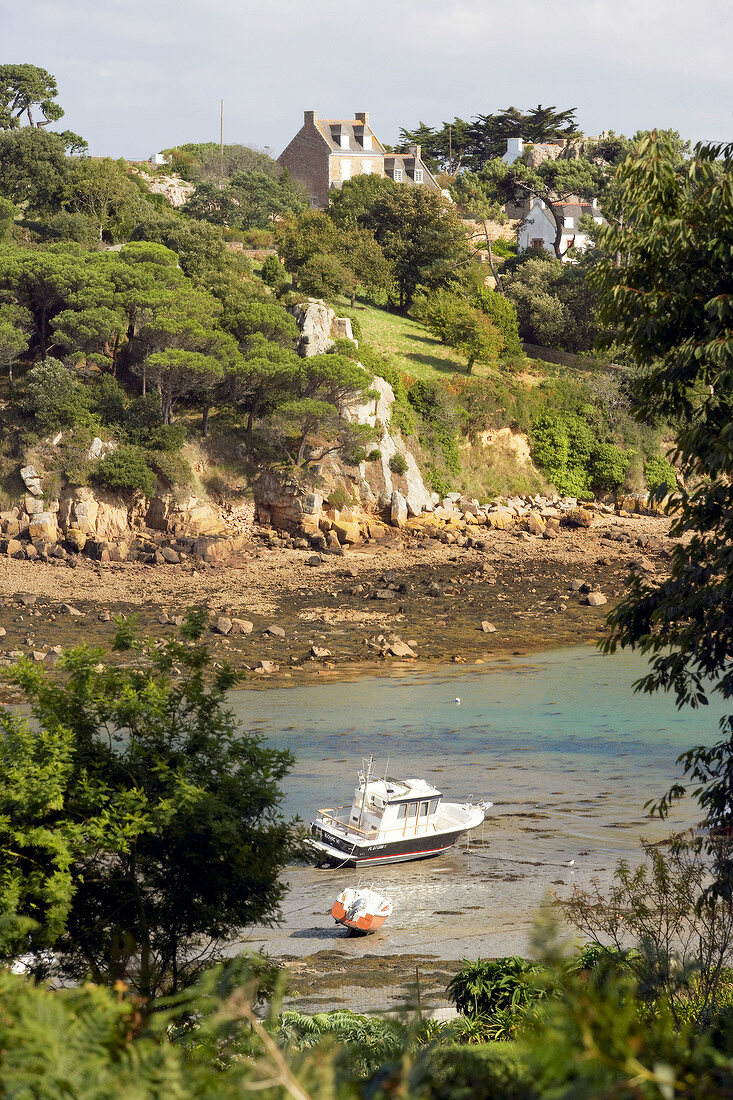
xmin=517 ymin=196 xmax=603 ymax=260
xmin=278 ymin=111 xmax=440 ymax=209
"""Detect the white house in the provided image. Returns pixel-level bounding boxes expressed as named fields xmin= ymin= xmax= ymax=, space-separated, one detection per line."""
xmin=517 ymin=197 xmax=603 ymax=260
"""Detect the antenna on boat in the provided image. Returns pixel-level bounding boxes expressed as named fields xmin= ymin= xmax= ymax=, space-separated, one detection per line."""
xmin=357 ymin=756 xmax=373 ymax=834
xmin=383 ymin=757 xmax=390 ymax=781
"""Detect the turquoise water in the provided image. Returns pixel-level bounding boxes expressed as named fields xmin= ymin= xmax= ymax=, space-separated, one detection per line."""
xmin=231 ymin=646 xmax=730 ymax=965
xmin=229 ymin=645 xmax=726 ymax=819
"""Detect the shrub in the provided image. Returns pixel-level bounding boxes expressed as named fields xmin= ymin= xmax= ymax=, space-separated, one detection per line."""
xmin=145 ymin=449 xmax=194 ymax=490
xmin=91 ymin=375 xmax=127 ymax=426
xmin=367 ymin=449 xmax=381 ymax=461
xmin=473 ymin=286 xmax=523 ymax=360
xmin=23 ymin=358 xmax=92 ymax=433
xmin=389 ymin=453 xmax=408 ymax=476
xmin=531 ymin=412 xmax=594 ymax=497
xmin=92 ymin=445 xmax=155 ymax=496
xmin=260 ymin=254 xmax=286 ymax=288
xmin=645 ymin=453 xmax=677 ymax=494
xmin=327 ymin=485 xmax=355 ymax=510
xmin=447 ymin=956 xmax=545 ymax=1019
xmin=590 ymin=442 xmax=633 ymax=492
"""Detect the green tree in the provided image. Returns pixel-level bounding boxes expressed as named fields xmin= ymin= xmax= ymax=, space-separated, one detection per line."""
xmin=0 ymin=64 xmax=64 ymax=130
xmin=0 ymin=127 xmax=68 ymax=212
xmin=145 ymin=348 xmax=225 ymax=424
xmin=356 ymin=186 xmax=472 ymax=310
xmin=422 ymin=289 xmax=500 ymax=372
xmin=0 ymin=302 xmax=30 ymax=392
xmin=473 ymin=286 xmax=523 ymax=359
xmin=0 ymin=617 xmax=301 ymax=999
xmin=594 ymin=135 xmax=733 ymax=857
xmin=226 ymin=336 xmax=302 ymax=434
xmin=66 ymin=157 xmax=143 ymax=242
xmin=22 ymin=356 xmax=89 ymax=432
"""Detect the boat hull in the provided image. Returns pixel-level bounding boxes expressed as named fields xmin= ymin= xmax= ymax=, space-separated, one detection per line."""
xmin=331 ymin=901 xmax=388 ymax=933
xmin=310 ymin=824 xmax=470 ymax=867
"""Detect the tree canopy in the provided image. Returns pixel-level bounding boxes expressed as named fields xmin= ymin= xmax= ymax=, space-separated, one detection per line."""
xmin=594 ymin=134 xmax=733 ymax=854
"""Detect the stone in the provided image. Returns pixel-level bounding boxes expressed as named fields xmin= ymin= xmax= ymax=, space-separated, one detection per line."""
xmin=214 ymin=616 xmax=232 ymax=635
xmin=310 ymin=645 xmax=331 ymax=658
xmin=18 ymin=594 xmax=37 ymax=606
xmin=585 ymin=592 xmax=608 ymax=607
xmin=326 ymin=530 xmax=341 ymax=551
xmin=427 ymin=582 xmax=442 ymax=597
xmin=24 ymin=544 xmax=38 ymax=560
xmin=486 ymin=509 xmax=514 ymax=531
xmin=98 ymin=611 xmax=112 ymax=622
xmin=60 ymin=604 xmax=82 ymax=616
xmin=230 ymin=618 xmax=253 ymax=634
xmin=24 ymin=495 xmax=44 ymax=515
xmin=154 ymin=550 xmax=166 ymax=565
xmin=526 ymin=512 xmax=546 ymax=536
xmin=6 ymin=540 xmax=23 ymax=557
xmin=31 ymin=651 xmax=47 ymax=662
xmin=387 ymin=640 xmax=416 ymax=658
xmin=3 ymin=519 xmax=20 ymax=538
xmin=569 ymin=579 xmax=586 ymax=591
xmin=88 ymin=436 xmax=105 ymax=459
xmin=390 ymin=490 xmax=408 ymax=529
xmin=564 ymin=507 xmax=594 ymax=528
xmin=20 ymin=465 xmax=43 ymax=496
xmin=306 ymin=554 xmax=322 ymax=566
xmin=0 ymin=627 xmax=5 ymax=637
xmin=254 ymin=659 xmax=278 ymax=673
xmin=65 ymin=527 xmax=87 ymax=553
xmin=481 ymin=621 xmax=497 ymax=633
xmin=333 ymin=519 xmax=361 ymax=546
xmin=374 ymin=589 xmax=396 ymax=600
xmin=265 ymin=624 xmax=286 ymax=637
xmin=28 ymin=512 xmax=58 ymax=544
xmin=108 ymin=541 xmax=129 ymax=562
xmin=161 ymin=547 xmax=180 ymax=564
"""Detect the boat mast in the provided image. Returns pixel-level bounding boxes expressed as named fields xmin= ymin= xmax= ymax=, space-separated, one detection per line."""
xmin=357 ymin=755 xmax=373 ymax=833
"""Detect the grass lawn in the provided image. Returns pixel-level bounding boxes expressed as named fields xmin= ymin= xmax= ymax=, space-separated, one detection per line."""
xmin=337 ymin=297 xmax=494 ymax=384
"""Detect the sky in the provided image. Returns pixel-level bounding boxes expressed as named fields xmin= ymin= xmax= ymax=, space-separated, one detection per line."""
xmin=2 ymin=0 xmax=732 ymax=159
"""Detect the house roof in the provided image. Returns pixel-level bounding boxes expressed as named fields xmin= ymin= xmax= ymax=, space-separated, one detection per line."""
xmin=316 ymin=119 xmax=384 ymax=154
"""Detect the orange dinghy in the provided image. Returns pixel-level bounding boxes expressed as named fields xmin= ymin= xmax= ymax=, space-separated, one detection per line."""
xmin=332 ymin=887 xmax=393 ymax=934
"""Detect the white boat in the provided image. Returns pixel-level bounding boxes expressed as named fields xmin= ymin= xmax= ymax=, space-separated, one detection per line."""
xmin=331 ymin=886 xmax=393 ymax=933
xmin=309 ymin=757 xmax=490 ymax=867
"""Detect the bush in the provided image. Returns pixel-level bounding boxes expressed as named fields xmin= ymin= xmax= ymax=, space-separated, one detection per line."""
xmin=145 ymin=449 xmax=194 ymax=490
xmin=389 ymin=453 xmax=408 ymax=476
xmin=473 ymin=286 xmax=523 ymax=360
xmin=23 ymin=358 xmax=93 ymax=433
xmin=367 ymin=449 xmax=381 ymax=461
xmin=447 ymin=956 xmax=546 ymax=1020
xmin=645 ymin=453 xmax=677 ymax=494
xmin=260 ymin=254 xmax=286 ymax=288
xmin=92 ymin=445 xmax=155 ymax=496
xmin=531 ymin=412 xmax=594 ymax=497
xmin=590 ymin=442 xmax=633 ymax=492
xmin=327 ymin=485 xmax=356 ymax=510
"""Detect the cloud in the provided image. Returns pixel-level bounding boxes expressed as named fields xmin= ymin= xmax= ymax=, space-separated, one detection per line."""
xmin=2 ymin=0 xmax=731 ymax=156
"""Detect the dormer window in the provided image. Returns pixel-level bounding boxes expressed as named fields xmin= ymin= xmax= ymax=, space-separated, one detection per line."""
xmin=393 ymin=168 xmax=403 ymax=182
xmin=564 ymin=215 xmax=574 ymax=228
xmin=414 ymin=168 xmax=423 ymax=184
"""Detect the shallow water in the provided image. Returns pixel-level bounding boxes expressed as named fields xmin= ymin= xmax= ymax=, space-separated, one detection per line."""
xmin=229 ymin=646 xmax=729 ymax=970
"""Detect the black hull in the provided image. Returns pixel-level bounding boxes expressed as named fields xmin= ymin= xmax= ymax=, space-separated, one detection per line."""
xmin=310 ymin=824 xmax=468 ymax=867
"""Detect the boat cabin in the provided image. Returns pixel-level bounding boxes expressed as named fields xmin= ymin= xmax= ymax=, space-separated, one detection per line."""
xmin=347 ymin=777 xmax=442 ymax=838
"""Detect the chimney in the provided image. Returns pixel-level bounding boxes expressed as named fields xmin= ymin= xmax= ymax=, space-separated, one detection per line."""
xmin=355 ymin=111 xmax=369 ymax=126
xmin=304 ymin=110 xmax=318 ymax=126
xmin=409 ymin=143 xmax=421 ymax=160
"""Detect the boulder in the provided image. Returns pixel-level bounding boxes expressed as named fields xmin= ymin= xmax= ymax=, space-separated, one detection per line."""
xmin=306 ymin=553 xmax=322 ymax=566
xmin=65 ymin=527 xmax=87 ymax=553
xmin=564 ymin=507 xmax=594 ymax=528
xmin=585 ymin=592 xmax=608 ymax=607
xmin=254 ymin=660 xmax=279 ymax=673
xmin=214 ymin=616 xmax=232 ymax=635
xmin=20 ymin=465 xmax=43 ymax=497
xmin=481 ymin=621 xmax=497 ymax=633
xmin=24 ymin=496 xmax=44 ymax=515
xmin=486 ymin=509 xmax=514 ymax=531
xmin=161 ymin=547 xmax=180 ymax=564
xmin=526 ymin=513 xmax=546 ymax=536
xmin=390 ymin=490 xmax=408 ymax=528
xmin=310 ymin=645 xmax=331 ymax=659
xmin=28 ymin=512 xmax=58 ymax=543
xmin=60 ymin=604 xmax=82 ymax=616
xmin=387 ymin=640 xmax=416 ymax=658
xmin=230 ymin=618 xmax=253 ymax=634
xmin=265 ymin=624 xmax=286 ymax=638
xmin=333 ymin=519 xmax=360 ymax=546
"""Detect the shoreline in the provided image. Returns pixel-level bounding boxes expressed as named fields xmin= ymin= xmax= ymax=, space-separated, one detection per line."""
xmin=0 ymin=508 xmax=671 ymax=699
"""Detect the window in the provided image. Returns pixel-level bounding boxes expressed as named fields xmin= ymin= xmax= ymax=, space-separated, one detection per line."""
xmin=396 ymin=804 xmax=407 ymax=821
xmin=414 ymin=168 xmax=423 ymax=184
xmin=406 ymin=801 xmax=417 ymax=820
xmin=393 ymin=168 xmax=403 ymax=182
xmin=531 ymin=238 xmax=545 ymax=251
xmin=429 ymin=799 xmax=439 ymax=815
xmin=564 ymin=215 xmax=574 ymax=228
xmin=362 ymin=159 xmax=373 ymax=174
xmin=419 ymin=801 xmax=429 ymax=819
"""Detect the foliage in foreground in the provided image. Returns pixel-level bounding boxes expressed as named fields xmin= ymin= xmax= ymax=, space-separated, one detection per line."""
xmin=0 ymin=615 xmax=302 ymax=999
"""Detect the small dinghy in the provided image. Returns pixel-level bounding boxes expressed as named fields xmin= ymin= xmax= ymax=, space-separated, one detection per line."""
xmin=331 ymin=886 xmax=393 ymax=934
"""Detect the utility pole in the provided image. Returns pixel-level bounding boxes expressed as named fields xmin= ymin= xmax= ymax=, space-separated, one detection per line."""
xmin=219 ymin=99 xmax=224 ymax=189
xmin=449 ymin=125 xmax=452 ymax=175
